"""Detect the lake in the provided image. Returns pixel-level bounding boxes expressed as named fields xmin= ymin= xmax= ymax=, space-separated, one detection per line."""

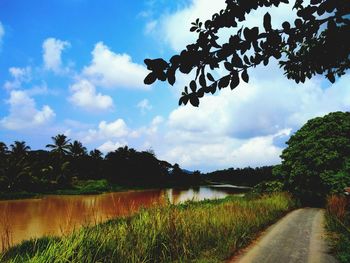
xmin=0 ymin=185 xmax=245 ymax=251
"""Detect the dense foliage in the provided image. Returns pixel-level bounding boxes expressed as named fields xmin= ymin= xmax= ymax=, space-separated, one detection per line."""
xmin=204 ymin=166 xmax=274 ymax=186
xmin=144 ymin=0 xmax=349 ymax=106
xmin=278 ymin=111 xmax=350 ymax=204
xmin=0 ymin=135 xmax=201 ymax=194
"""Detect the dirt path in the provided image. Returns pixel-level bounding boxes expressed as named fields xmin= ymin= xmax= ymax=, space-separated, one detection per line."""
xmin=230 ymin=208 xmax=338 ymax=263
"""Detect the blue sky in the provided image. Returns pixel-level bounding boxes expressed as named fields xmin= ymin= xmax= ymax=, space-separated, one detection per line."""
xmin=0 ymin=0 xmax=349 ymax=172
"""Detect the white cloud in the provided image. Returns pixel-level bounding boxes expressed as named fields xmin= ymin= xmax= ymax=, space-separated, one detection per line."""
xmin=83 ymin=118 xmax=130 ymax=143
xmin=160 ymin=0 xmax=226 ymax=51
xmin=158 ymin=0 xmax=298 ymax=52
xmin=69 ymin=79 xmax=114 ymax=111
xmin=42 ymin=38 xmax=70 ymax=73
xmin=4 ymin=66 xmax=32 ymax=90
xmin=161 ymin=129 xmax=290 ymax=169
xmin=137 ymin=98 xmax=152 ymax=113
xmin=145 ymin=20 xmax=158 ymax=34
xmin=98 ymin=140 xmax=128 ymax=154
xmin=149 ymin=72 xmax=350 ymax=171
xmin=0 ymin=90 xmax=55 ymax=130
xmin=82 ymin=42 xmax=149 ymax=89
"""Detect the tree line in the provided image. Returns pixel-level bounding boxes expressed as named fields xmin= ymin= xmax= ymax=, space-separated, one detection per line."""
xmin=0 ymin=134 xmax=201 ymax=193
xmin=203 ymin=166 xmax=274 ymax=186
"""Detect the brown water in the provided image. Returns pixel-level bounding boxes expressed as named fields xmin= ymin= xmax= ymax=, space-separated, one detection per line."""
xmin=0 ymin=186 xmax=241 ymax=251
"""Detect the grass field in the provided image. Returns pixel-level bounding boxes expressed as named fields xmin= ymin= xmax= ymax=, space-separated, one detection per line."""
xmin=1 ymin=193 xmax=295 ymax=263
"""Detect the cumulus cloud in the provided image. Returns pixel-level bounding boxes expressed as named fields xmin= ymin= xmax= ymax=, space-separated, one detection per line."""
xmin=4 ymin=66 xmax=32 ymax=90
xmin=42 ymin=38 xmax=70 ymax=73
xmin=69 ymin=79 xmax=114 ymax=111
xmin=0 ymin=90 xmax=55 ymax=130
xmin=137 ymin=98 xmax=152 ymax=114
xmin=98 ymin=140 xmax=128 ymax=154
xmin=83 ymin=118 xmax=130 ymax=143
xmin=157 ymin=0 xmax=298 ymax=52
xmin=159 ymin=0 xmax=226 ymax=51
xmin=150 ymin=73 xmax=350 ymax=171
xmin=82 ymin=42 xmax=149 ymax=89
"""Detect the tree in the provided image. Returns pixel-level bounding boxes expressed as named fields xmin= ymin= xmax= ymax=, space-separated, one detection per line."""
xmin=278 ymin=111 xmax=350 ymax=204
xmin=0 ymin=142 xmax=8 ymax=156
xmin=10 ymin=141 xmax=31 ymax=158
xmin=144 ymin=0 xmax=349 ymax=106
xmin=68 ymin=140 xmax=87 ymax=158
xmin=7 ymin=141 xmax=32 ymax=190
xmin=46 ymin=134 xmax=71 ymax=157
xmin=90 ymin=149 xmax=103 ymax=160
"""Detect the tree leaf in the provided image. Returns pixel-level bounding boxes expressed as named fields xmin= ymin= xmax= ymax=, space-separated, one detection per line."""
xmin=263 ymin=12 xmax=272 ymax=32
xmin=189 ymin=95 xmax=200 ymax=107
xmin=207 ymin=72 xmax=215 ymax=82
xmin=230 ymin=71 xmax=240 ymax=90
xmin=199 ymin=73 xmax=207 ymax=87
xmin=190 ymin=80 xmax=197 ymax=92
xmin=224 ymin=62 xmax=232 ymax=71
xmin=144 ymin=72 xmax=157 ymax=85
xmin=218 ymin=75 xmax=230 ymax=89
xmin=242 ymin=69 xmax=249 ymax=83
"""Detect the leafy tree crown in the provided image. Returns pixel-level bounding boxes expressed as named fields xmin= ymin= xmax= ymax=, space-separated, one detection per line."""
xmin=144 ymin=0 xmax=349 ymax=106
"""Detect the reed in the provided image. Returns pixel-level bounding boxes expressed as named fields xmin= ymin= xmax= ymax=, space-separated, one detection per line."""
xmin=0 ymin=206 xmax=13 ymax=252
xmin=1 ymin=193 xmax=295 ymax=263
xmin=325 ymin=195 xmax=350 ymax=263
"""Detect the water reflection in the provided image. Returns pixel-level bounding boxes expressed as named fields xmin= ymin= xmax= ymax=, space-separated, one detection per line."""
xmin=0 ymin=186 xmax=241 ymax=250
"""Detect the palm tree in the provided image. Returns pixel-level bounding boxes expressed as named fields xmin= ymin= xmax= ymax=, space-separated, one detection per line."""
xmin=68 ymin=140 xmax=87 ymax=158
xmin=10 ymin=141 xmax=31 ymax=157
xmin=46 ymin=134 xmax=71 ymax=156
xmin=6 ymin=141 xmax=32 ymax=190
xmin=0 ymin=142 xmax=8 ymax=156
xmin=89 ymin=149 xmax=103 ymax=160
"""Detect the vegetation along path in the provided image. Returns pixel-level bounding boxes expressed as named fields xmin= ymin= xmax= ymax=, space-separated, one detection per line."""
xmin=231 ymin=208 xmax=337 ymax=263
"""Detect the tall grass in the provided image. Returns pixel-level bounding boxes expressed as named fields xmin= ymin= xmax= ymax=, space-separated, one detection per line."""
xmin=1 ymin=193 xmax=295 ymax=263
xmin=325 ymin=195 xmax=350 ymax=263
xmin=0 ymin=207 xmax=13 ymax=252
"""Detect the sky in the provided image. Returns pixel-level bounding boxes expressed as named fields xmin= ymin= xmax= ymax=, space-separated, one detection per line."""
xmin=0 ymin=0 xmax=349 ymax=172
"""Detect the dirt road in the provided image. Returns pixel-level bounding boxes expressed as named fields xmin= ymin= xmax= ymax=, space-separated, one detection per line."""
xmin=230 ymin=208 xmax=338 ymax=263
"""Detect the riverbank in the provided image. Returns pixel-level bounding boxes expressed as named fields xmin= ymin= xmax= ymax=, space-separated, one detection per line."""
xmin=1 ymin=192 xmax=295 ymax=262
xmin=0 ymin=179 xmax=248 ymax=201
xmin=0 ymin=180 xmax=128 ymax=200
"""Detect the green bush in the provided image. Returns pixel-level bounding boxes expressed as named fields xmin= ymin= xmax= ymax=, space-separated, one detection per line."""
xmin=279 ymin=111 xmax=350 ymax=204
xmin=252 ymin=180 xmax=284 ymax=194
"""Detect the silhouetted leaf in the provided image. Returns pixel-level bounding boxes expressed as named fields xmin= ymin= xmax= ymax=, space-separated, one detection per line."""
xmin=199 ymin=73 xmax=206 ymax=87
xmin=144 ymin=73 xmax=157 ymax=85
xmin=190 ymin=80 xmax=197 ymax=92
xmin=218 ymin=75 xmax=230 ymax=89
xmin=326 ymin=72 xmax=335 ymax=83
xmin=263 ymin=12 xmax=272 ymax=32
xmin=207 ymin=72 xmax=215 ymax=82
xmin=242 ymin=69 xmax=249 ymax=83
xmin=179 ymin=96 xmax=189 ymax=106
xmin=231 ymin=53 xmax=243 ymax=68
xmin=167 ymin=69 xmax=176 ymax=85
xmin=189 ymin=95 xmax=200 ymax=107
xmin=230 ymin=71 xmax=239 ymax=90
xmin=224 ymin=62 xmax=232 ymax=71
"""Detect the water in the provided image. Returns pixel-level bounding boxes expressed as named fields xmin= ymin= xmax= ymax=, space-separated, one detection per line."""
xmin=0 ymin=186 xmax=243 ymax=250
